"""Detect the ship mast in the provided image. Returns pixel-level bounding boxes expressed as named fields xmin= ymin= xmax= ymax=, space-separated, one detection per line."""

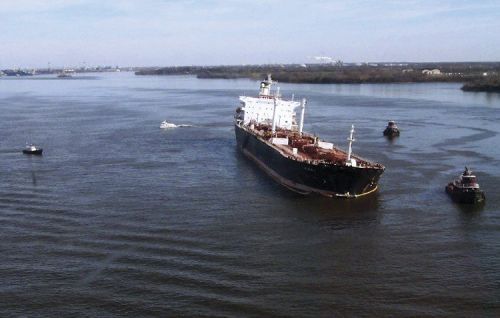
xmin=347 ymin=125 xmax=355 ymax=162
xmin=299 ymin=98 xmax=306 ymax=135
xmin=271 ymin=98 xmax=278 ymax=134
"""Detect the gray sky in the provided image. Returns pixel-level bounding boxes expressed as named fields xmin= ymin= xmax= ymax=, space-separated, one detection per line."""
xmin=1 ymin=0 xmax=500 ymax=68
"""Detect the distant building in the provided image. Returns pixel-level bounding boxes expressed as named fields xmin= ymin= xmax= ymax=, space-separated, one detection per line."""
xmin=422 ymin=69 xmax=441 ymax=75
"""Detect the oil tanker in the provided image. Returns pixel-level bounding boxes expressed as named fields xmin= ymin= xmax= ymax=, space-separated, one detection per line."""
xmin=234 ymin=75 xmax=385 ymax=198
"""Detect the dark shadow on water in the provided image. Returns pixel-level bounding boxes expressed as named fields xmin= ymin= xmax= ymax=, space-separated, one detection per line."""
xmin=30 ymin=170 xmax=37 ymax=186
xmin=384 ymin=134 xmax=399 ymax=144
xmin=296 ymin=192 xmax=380 ymax=214
xmin=453 ymin=201 xmax=485 ymax=217
xmin=25 ymin=154 xmax=43 ymax=186
xmin=290 ymin=193 xmax=382 ymax=231
xmin=235 ymin=148 xmax=381 ymax=217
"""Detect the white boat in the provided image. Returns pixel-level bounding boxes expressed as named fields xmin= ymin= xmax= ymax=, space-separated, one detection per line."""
xmin=160 ymin=120 xmax=192 ymax=129
xmin=57 ymin=69 xmax=75 ymax=78
xmin=160 ymin=121 xmax=178 ymax=129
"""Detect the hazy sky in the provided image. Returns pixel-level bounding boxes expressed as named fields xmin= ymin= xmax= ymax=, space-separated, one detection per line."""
xmin=1 ymin=0 xmax=500 ymax=68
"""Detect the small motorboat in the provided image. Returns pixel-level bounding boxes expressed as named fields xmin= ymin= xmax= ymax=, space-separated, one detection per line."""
xmin=22 ymin=144 xmax=43 ymax=155
xmin=383 ymin=120 xmax=400 ymax=137
xmin=57 ymin=69 xmax=75 ymax=78
xmin=446 ymin=167 xmax=485 ymax=204
xmin=160 ymin=120 xmax=192 ymax=129
xmin=160 ymin=120 xmax=178 ymax=129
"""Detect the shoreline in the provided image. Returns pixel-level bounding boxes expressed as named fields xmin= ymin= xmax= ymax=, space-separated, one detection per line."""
xmin=135 ymin=62 xmax=500 ymax=87
xmin=461 ymin=78 xmax=500 ymax=92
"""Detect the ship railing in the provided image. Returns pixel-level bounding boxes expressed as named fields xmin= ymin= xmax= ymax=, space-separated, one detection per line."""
xmin=258 ymin=94 xmax=276 ymax=99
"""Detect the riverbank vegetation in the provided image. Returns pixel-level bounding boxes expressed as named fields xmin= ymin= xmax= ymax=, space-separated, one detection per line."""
xmin=462 ymin=76 xmax=500 ymax=92
xmin=135 ymin=62 xmax=500 ymax=85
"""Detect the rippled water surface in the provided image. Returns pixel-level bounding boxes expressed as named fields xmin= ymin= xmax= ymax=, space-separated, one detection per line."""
xmin=1 ymin=73 xmax=499 ymax=317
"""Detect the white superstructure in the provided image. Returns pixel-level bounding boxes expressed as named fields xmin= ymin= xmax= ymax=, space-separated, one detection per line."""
xmin=236 ymin=75 xmax=303 ymax=131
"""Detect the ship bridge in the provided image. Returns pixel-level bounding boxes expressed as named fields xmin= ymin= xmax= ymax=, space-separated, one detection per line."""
xmin=237 ymin=75 xmax=301 ymax=130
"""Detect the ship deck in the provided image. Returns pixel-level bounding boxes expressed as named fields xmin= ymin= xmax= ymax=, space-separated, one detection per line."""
xmin=246 ymin=123 xmax=384 ymax=169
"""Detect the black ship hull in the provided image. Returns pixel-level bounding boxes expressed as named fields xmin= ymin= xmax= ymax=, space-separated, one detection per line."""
xmin=446 ymin=184 xmax=485 ymax=204
xmin=22 ymin=149 xmax=43 ymax=155
xmin=235 ymin=124 xmax=384 ymax=198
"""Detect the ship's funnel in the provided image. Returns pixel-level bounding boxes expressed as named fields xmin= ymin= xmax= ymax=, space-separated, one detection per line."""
xmin=259 ymin=74 xmax=273 ymax=96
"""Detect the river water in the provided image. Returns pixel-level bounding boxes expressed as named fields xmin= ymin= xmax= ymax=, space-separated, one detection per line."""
xmin=1 ymin=73 xmax=499 ymax=317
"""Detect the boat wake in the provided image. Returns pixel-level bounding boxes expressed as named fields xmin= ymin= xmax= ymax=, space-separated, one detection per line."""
xmin=160 ymin=120 xmax=193 ymax=129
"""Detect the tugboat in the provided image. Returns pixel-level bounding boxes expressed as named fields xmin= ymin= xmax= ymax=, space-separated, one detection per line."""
xmin=234 ymin=75 xmax=385 ymax=198
xmin=446 ymin=167 xmax=485 ymax=204
xmin=383 ymin=120 xmax=400 ymax=137
xmin=22 ymin=144 xmax=43 ymax=155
